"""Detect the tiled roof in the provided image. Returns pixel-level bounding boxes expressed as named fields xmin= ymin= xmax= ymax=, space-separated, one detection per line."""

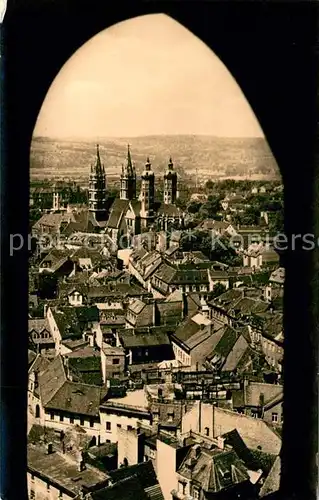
xmin=259 ymin=455 xmax=281 ymax=497
xmin=157 ymin=203 xmax=181 ymax=217
xmin=38 ymin=355 xmax=103 ymax=415
xmin=29 ymin=354 xmax=52 ymax=374
xmin=89 ymin=475 xmax=149 ymax=500
xmin=38 ymin=356 xmax=67 ymax=406
xmin=212 ymin=326 xmax=240 ymax=359
xmin=40 ymin=247 xmax=73 ymax=267
xmin=119 ymin=329 xmax=171 ymax=348
xmin=28 ymin=318 xmax=50 ymax=333
xmin=107 ymin=199 xmax=129 ymax=229
xmin=44 ymin=380 xmax=102 ymax=416
xmin=67 ymin=347 xmax=103 ymax=386
xmin=51 ymin=306 xmax=99 ymax=339
xmin=27 ymin=443 xmax=109 ymax=496
xmin=28 ymin=350 xmax=37 ymax=367
xmin=221 ymin=335 xmax=249 ymax=372
xmin=153 ymin=263 xmax=176 ymax=283
xmin=245 ymin=382 xmax=283 ymax=408
xmin=178 ymin=445 xmax=249 ymax=493
xmin=108 ymin=460 xmax=159 ymax=491
xmin=172 ymin=317 xmax=202 ymax=344
xmin=129 ymin=299 xmax=146 ymax=315
xmin=33 ymin=213 xmax=75 ymax=232
xmin=230 ymin=297 xmax=270 ymax=316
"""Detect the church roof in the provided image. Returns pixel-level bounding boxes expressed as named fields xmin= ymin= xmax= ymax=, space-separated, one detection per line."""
xmin=107 ymin=199 xmax=130 ymax=229
xmin=157 ymin=203 xmax=181 ymax=217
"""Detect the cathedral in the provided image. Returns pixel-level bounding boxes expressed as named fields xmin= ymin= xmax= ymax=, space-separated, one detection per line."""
xmin=88 ymin=144 xmax=185 ymax=246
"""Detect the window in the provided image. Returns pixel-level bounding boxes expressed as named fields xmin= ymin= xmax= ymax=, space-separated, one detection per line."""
xmin=70 ymin=416 xmax=74 ymax=424
xmin=193 ymin=487 xmax=200 ymax=499
xmin=167 ymin=412 xmax=174 ymax=422
xmin=112 ymin=358 xmax=120 ymax=365
xmin=127 ymin=425 xmax=133 ymax=431
xmin=205 ymin=427 xmax=209 ymax=436
xmin=80 ymin=417 xmax=85 ymax=426
xmin=47 ymin=483 xmax=50 ymax=491
xmin=90 ymin=418 xmax=94 ymax=428
xmin=30 ymin=490 xmax=35 ymax=499
xmin=60 ymin=414 xmax=64 ymax=422
xmin=50 ymin=412 xmax=54 ymax=420
xmin=272 ymin=412 xmax=278 ymax=423
xmin=106 ymin=421 xmax=111 ymax=431
xmin=178 ymin=481 xmax=186 ymax=494
xmin=117 ymin=424 xmax=122 ymax=429
xmin=31 ymin=474 xmax=34 ymax=481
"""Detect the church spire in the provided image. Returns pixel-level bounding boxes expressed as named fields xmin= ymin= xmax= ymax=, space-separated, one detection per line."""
xmin=164 ymin=156 xmax=177 ymax=205
xmin=89 ymin=144 xmax=107 ymax=221
xmin=95 ymin=143 xmax=103 ymax=175
xmin=120 ymin=145 xmax=136 ymax=200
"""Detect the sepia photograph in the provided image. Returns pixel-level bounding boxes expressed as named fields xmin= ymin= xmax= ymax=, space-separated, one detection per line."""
xmin=26 ymin=12 xmax=286 ymax=500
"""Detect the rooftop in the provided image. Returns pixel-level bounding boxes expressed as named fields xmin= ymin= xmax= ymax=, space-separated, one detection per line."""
xmin=28 ymin=443 xmax=109 ymax=496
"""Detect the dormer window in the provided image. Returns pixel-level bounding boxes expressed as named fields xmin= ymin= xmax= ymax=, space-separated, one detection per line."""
xmin=178 ymin=481 xmax=186 ymax=495
xmin=192 ymin=487 xmax=200 ymax=499
xmin=167 ymin=411 xmax=174 ymax=422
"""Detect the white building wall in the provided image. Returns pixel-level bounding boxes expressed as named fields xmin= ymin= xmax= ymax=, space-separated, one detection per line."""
xmin=99 ymin=409 xmax=151 ymax=443
xmin=46 ymin=308 xmax=62 ymax=353
xmin=27 ymin=471 xmax=72 ymax=500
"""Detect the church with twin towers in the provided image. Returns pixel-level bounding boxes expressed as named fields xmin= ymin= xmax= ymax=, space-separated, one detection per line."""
xmin=88 ymin=144 xmax=184 ymax=246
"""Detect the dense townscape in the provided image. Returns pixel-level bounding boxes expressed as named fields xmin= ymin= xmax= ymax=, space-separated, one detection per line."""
xmin=28 ymin=145 xmax=284 ymax=500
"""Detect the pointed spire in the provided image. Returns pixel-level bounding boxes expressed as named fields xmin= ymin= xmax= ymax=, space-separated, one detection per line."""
xmin=95 ymin=143 xmax=103 ymax=175
xmin=126 ymin=144 xmax=134 ymax=175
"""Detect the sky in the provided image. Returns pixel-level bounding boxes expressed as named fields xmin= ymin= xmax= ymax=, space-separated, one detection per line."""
xmin=33 ymin=13 xmax=264 ymax=139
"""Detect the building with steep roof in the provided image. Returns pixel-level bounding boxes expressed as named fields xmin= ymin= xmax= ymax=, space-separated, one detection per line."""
xmin=173 ymin=442 xmax=255 ymax=500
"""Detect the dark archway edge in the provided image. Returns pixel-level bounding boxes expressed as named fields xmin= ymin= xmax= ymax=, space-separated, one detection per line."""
xmin=1 ymin=2 xmax=318 ymax=499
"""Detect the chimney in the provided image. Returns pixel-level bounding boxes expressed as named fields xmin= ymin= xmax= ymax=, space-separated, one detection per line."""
xmin=78 ymin=460 xmax=86 ymax=472
xmin=152 ymin=301 xmax=157 ymax=326
xmin=194 ymin=444 xmax=201 ymax=458
xmin=47 ymin=443 xmax=53 ymax=455
xmin=259 ymin=393 xmax=265 ymax=407
xmin=64 ymin=357 xmax=70 ymax=380
xmin=89 ymin=332 xmax=95 ymax=347
xmin=43 ymin=303 xmax=48 ymax=318
xmin=242 ymin=288 xmax=246 ymax=298
xmin=217 ymin=437 xmax=225 ymax=450
xmin=182 ymin=292 xmax=188 ymax=318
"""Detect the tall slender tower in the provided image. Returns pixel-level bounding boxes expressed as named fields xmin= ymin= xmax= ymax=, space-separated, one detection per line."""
xmin=88 ymin=144 xmax=107 ymax=221
xmin=120 ymin=145 xmax=136 ymax=200
xmin=52 ymin=184 xmax=61 ymax=212
xmin=163 ymin=157 xmax=177 ymax=205
xmin=140 ymin=157 xmax=155 ymax=223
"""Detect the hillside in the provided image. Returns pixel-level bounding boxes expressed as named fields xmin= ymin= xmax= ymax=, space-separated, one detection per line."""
xmin=30 ymin=135 xmax=280 ymax=183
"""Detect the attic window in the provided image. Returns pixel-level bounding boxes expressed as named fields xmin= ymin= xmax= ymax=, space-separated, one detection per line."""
xmin=192 ymin=487 xmax=200 ymax=500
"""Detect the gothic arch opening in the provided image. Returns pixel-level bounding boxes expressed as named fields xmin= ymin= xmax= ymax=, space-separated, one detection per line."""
xmin=35 ymin=404 xmax=40 ymax=419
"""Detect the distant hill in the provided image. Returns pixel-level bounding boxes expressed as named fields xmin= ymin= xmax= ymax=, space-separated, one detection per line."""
xmin=30 ymin=135 xmax=280 ymax=183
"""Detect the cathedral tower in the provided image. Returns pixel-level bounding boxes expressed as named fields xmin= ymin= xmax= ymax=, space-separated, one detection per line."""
xmin=163 ymin=157 xmax=177 ymax=205
xmin=120 ymin=145 xmax=136 ymax=200
xmin=88 ymin=144 xmax=107 ymax=221
xmin=140 ymin=157 xmax=155 ymax=223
